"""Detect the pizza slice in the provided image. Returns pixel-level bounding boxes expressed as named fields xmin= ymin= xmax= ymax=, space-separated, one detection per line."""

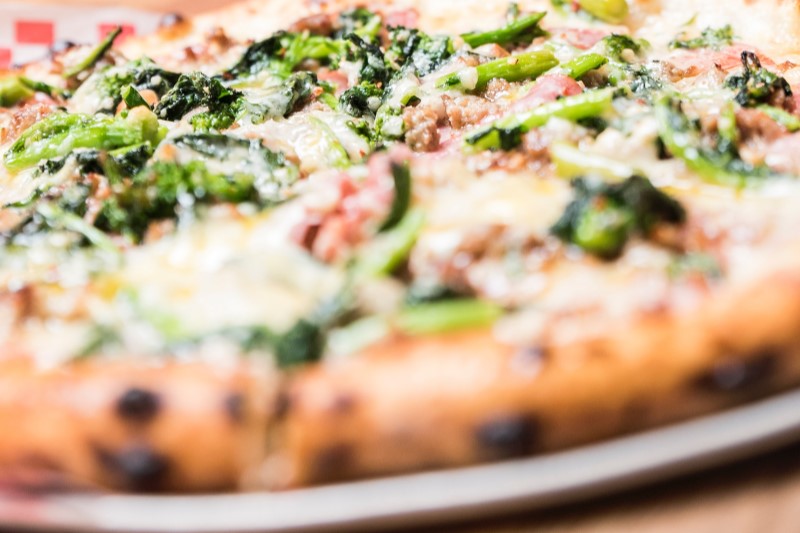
xmin=2 ymin=0 xmax=800 ymax=492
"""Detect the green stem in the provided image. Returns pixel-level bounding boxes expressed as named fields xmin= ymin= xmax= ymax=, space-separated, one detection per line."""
xmin=464 ymin=88 xmax=615 ymax=151
xmin=551 ymin=142 xmax=636 ymax=180
xmin=396 ymin=299 xmax=503 ymax=335
xmin=436 ymin=50 xmax=558 ymax=91
xmin=460 ymin=12 xmax=547 ymax=48
xmin=64 ymin=26 xmax=122 ymax=79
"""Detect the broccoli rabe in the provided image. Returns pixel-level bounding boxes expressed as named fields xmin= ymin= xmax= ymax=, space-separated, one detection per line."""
xmin=670 ymin=25 xmax=734 ymax=50
xmin=225 ymin=31 xmax=345 ymax=79
xmin=3 ymin=108 xmax=164 ymax=172
xmin=726 ymin=51 xmax=792 ymax=108
xmin=460 ymin=12 xmax=547 ymax=48
xmin=339 ymin=81 xmax=384 ymax=117
xmin=346 ymin=34 xmax=391 ymax=86
xmin=385 ymin=27 xmax=454 ymax=77
xmin=64 ymin=27 xmax=122 ymax=79
xmin=437 ymin=49 xmax=558 ymax=91
xmin=464 ymin=88 xmax=614 ymax=151
xmin=551 ymin=175 xmax=685 ymax=259
xmin=72 ymin=58 xmax=180 ymax=114
xmin=154 ymin=72 xmax=242 ymax=130
xmin=655 ymin=95 xmax=776 ymax=186
xmin=335 ymin=7 xmax=383 ymax=42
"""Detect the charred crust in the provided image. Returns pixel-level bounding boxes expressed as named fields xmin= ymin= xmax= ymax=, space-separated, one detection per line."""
xmin=94 ymin=444 xmax=169 ymax=492
xmin=475 ymin=414 xmax=540 ymax=460
xmin=693 ymin=349 xmax=779 ymax=394
xmin=309 ymin=444 xmax=353 ymax=482
xmin=273 ymin=389 xmax=292 ymax=419
xmin=115 ymin=388 xmax=161 ymax=424
xmin=224 ymin=392 xmax=245 ymax=424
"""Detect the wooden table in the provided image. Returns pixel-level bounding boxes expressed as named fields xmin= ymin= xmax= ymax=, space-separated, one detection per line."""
xmin=9 ymin=1 xmax=800 ymax=531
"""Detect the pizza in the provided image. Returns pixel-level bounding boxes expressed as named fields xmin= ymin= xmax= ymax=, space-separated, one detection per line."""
xmin=2 ymin=0 xmax=800 ymax=493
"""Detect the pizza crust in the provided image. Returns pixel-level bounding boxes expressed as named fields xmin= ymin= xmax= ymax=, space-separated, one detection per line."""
xmin=4 ymin=0 xmax=800 ymax=493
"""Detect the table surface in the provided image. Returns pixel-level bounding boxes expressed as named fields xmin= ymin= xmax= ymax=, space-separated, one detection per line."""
xmin=7 ymin=1 xmax=800 ymax=531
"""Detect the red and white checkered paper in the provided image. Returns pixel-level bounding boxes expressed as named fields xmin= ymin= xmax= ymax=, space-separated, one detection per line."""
xmin=0 ymin=3 xmax=164 ymax=69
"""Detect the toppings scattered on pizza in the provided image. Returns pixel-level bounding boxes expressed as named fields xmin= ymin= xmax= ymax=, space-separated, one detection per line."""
xmin=3 ymin=0 xmax=800 ymax=492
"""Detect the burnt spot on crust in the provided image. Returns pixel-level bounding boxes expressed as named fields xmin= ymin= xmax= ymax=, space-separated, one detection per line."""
xmin=224 ymin=392 xmax=244 ymax=424
xmin=475 ymin=414 xmax=540 ymax=460
xmin=94 ymin=444 xmax=169 ymax=492
xmin=273 ymin=389 xmax=292 ymax=419
xmin=116 ymin=388 xmax=161 ymax=423
xmin=309 ymin=444 xmax=353 ymax=482
xmin=694 ymin=349 xmax=778 ymax=394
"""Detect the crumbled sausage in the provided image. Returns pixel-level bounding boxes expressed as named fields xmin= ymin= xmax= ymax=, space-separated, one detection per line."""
xmin=404 ymin=106 xmax=440 ymax=152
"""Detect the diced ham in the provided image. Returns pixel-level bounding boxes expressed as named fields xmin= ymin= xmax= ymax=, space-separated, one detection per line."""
xmin=511 ymin=74 xmax=582 ymax=111
xmin=550 ymin=27 xmax=610 ymax=50
xmin=764 ymin=133 xmax=800 ymax=174
xmin=316 ymin=68 xmax=349 ymax=95
xmin=382 ymin=8 xmax=419 ymax=29
xmin=664 ymin=45 xmax=777 ymax=82
xmin=0 ymin=97 xmax=57 ymax=144
xmin=292 ymin=148 xmax=409 ymax=262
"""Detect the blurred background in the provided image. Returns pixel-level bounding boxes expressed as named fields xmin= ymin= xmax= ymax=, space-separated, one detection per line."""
xmin=0 ymin=0 xmax=235 ymax=68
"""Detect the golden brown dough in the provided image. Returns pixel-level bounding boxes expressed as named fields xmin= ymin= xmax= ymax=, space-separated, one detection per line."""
xmin=0 ymin=359 xmax=271 ymax=492
xmin=273 ymin=269 xmax=800 ymax=487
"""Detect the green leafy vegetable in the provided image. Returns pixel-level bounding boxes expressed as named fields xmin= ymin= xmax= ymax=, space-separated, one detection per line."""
xmin=551 ymin=175 xmax=685 ymax=258
xmin=464 ymin=88 xmax=614 ymax=151
xmin=225 ymin=31 xmax=345 ymax=79
xmin=385 ymin=27 xmax=454 ymax=77
xmin=71 ymin=58 xmax=180 ymax=115
xmin=121 ymin=85 xmax=149 ymax=109
xmin=335 ymin=7 xmax=383 ymax=42
xmin=154 ymin=72 xmax=242 ymax=130
xmin=4 ymin=108 xmax=163 ymax=172
xmin=655 ymin=95 xmax=775 ymax=186
xmin=726 ymin=51 xmax=792 ymax=108
xmin=460 ymin=12 xmax=547 ymax=48
xmin=437 ymin=49 xmax=558 ymax=91
xmin=275 ymin=319 xmax=326 ymax=368
xmin=339 ymin=81 xmax=384 ymax=117
xmin=378 ymin=161 xmax=412 ymax=232
xmin=670 ymin=25 xmax=734 ymax=50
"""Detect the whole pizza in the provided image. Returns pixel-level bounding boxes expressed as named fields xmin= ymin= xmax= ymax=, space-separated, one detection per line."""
xmin=2 ymin=0 xmax=800 ymax=493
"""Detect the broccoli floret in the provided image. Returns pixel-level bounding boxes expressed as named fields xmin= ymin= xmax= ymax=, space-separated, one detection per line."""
xmin=153 ymin=72 xmax=243 ymax=130
xmin=726 ymin=51 xmax=792 ymax=108
xmin=551 ymin=175 xmax=685 ymax=259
